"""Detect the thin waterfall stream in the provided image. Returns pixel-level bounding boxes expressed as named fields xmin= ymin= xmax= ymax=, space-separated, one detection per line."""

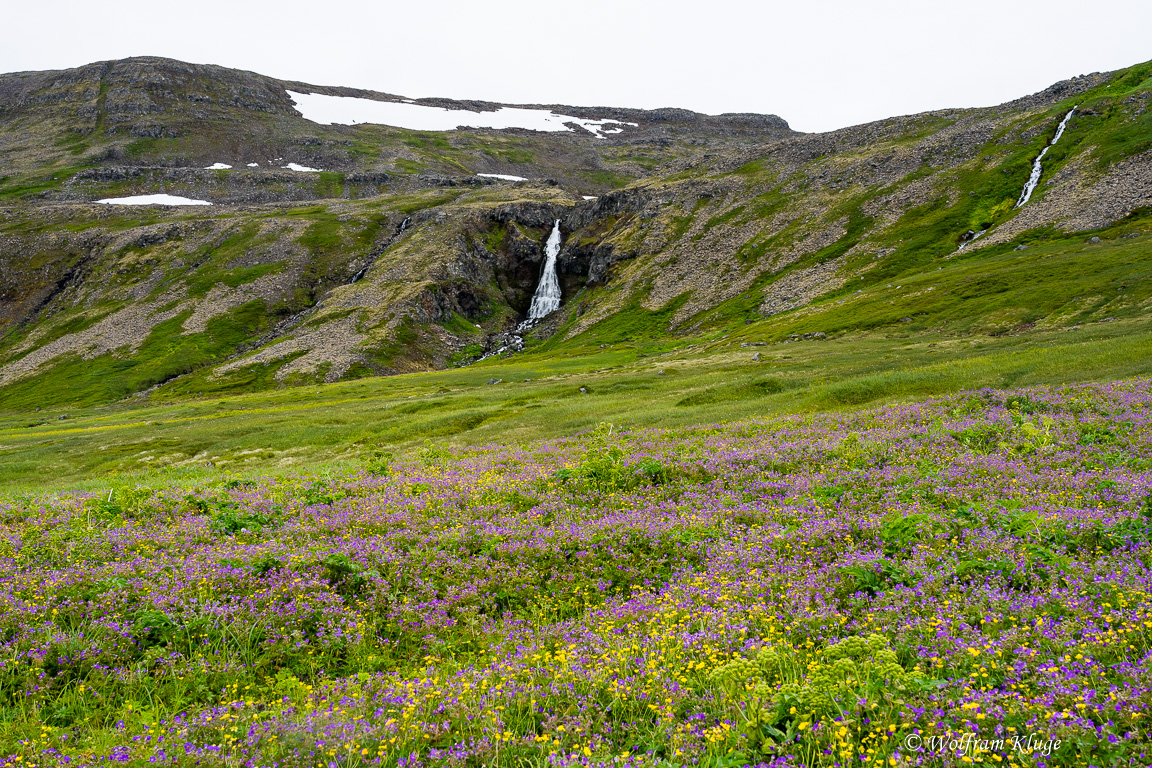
xmin=1016 ymin=107 xmax=1076 ymax=207
xmin=954 ymin=108 xmax=1077 ymax=253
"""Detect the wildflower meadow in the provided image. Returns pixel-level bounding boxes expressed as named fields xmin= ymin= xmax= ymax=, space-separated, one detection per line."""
xmin=2 ymin=380 xmax=1151 ymax=767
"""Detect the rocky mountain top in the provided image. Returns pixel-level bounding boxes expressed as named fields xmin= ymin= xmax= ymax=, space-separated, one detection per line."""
xmin=0 ymin=57 xmax=793 ymax=201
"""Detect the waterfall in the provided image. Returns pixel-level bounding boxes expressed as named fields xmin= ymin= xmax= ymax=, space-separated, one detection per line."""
xmin=1016 ymin=107 xmax=1076 ymax=208
xmin=471 ymin=220 xmax=564 ymax=363
xmin=526 ymin=220 xmax=563 ymax=320
xmin=956 ymin=228 xmax=987 ymax=252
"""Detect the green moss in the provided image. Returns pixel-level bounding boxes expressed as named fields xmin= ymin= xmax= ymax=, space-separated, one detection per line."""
xmin=392 ymin=158 xmax=426 ymax=174
xmin=299 ymin=218 xmax=343 ymax=254
xmin=694 ymin=206 xmax=746 ymax=241
xmin=2 ymin=304 xmax=124 ymax=363
xmin=315 ymin=172 xmax=346 ymax=199
xmin=544 ymin=291 xmax=692 ymax=351
xmin=621 ymin=155 xmax=662 ymax=171
xmin=388 ymin=190 xmax=463 ymax=215
xmin=188 ymin=262 xmax=285 ymax=297
xmin=449 ymin=344 xmax=485 ymax=367
xmin=162 ymin=350 xmax=309 ymax=398
xmin=363 ymin=317 xmax=433 ymax=370
xmin=0 ymin=165 xmax=90 ymax=200
xmin=666 ymin=198 xmax=710 ymax=243
xmin=124 ymin=138 xmax=180 ymax=160
xmin=53 ymin=132 xmax=90 ymax=157
xmin=180 ymin=223 xmax=280 ymax=298
xmin=482 ymin=223 xmax=508 ymax=252
xmin=482 ymin=147 xmax=534 ymax=164
xmin=666 ymin=214 xmax=693 ymax=243
xmin=403 ymin=134 xmax=455 ymax=152
xmin=437 ymin=312 xmax=484 ymax=337
xmin=732 ymin=158 xmax=778 ymax=181
xmin=583 ymin=169 xmax=635 ymax=189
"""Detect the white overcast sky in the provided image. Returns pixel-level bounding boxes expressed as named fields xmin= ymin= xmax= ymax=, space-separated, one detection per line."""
xmin=4 ymin=1 xmax=1151 ymax=133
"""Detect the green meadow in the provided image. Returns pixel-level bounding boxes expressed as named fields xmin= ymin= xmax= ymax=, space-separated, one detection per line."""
xmin=1 ymin=226 xmax=1149 ymax=496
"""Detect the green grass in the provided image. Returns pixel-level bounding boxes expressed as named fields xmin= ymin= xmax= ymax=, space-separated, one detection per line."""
xmin=403 ymin=134 xmax=455 ymax=153
xmin=298 ymin=216 xmax=343 ymax=253
xmin=766 ymin=226 xmax=1152 ymax=341
xmin=694 ymin=205 xmax=745 ymax=241
xmin=314 ymin=171 xmax=346 ymax=199
xmin=0 ymin=303 xmax=125 ymax=364
xmin=0 ymin=64 xmax=1150 ymax=495
xmin=583 ymin=169 xmax=635 ymax=188
xmin=482 ymin=147 xmax=534 ymax=164
xmin=0 ymin=165 xmax=90 ymax=200
xmin=1 ymin=306 xmax=1149 ymax=495
xmin=0 ymin=301 xmax=275 ymax=413
xmin=2 ymin=222 xmax=1149 ymax=495
xmin=183 ymin=222 xmax=281 ymax=297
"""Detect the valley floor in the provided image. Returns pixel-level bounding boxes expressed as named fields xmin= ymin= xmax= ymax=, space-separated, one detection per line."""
xmin=0 ymin=378 xmax=1150 ymax=766
xmin=1 ymin=310 xmax=1150 ymax=496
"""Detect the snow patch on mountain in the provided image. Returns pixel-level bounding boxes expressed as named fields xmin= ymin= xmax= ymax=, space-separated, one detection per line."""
xmin=96 ymin=195 xmax=213 ymax=206
xmin=287 ymin=90 xmax=637 ymax=139
xmin=477 ymin=173 xmax=527 ymax=182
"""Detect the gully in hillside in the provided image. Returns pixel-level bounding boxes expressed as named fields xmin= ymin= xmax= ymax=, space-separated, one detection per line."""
xmin=477 ymin=220 xmax=565 ymax=362
xmin=957 ymin=107 xmax=1077 ymax=252
xmin=1016 ymin=107 xmax=1076 ymax=207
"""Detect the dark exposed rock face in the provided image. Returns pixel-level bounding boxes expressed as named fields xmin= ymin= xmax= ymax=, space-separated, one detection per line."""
xmin=487 ymin=202 xmax=570 ymax=230
xmin=468 ymin=193 xmax=651 ymax=317
xmin=414 ymin=281 xmax=489 ymax=323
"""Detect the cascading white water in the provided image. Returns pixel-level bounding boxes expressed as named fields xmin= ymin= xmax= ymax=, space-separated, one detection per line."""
xmin=526 ymin=219 xmax=563 ymax=320
xmin=1016 ymin=107 xmax=1076 ymax=208
xmin=473 ymin=220 xmax=564 ymax=362
xmin=956 ymin=228 xmax=987 ymax=252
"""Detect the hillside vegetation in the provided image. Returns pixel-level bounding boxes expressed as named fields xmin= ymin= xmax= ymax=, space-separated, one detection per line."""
xmin=0 ymin=58 xmax=1150 ymax=419
xmin=0 ymin=222 xmax=1149 ymax=494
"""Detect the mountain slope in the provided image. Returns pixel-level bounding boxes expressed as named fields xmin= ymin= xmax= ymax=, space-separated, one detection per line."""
xmin=0 ymin=56 xmax=791 ymax=201
xmin=0 ymin=57 xmax=1150 ymax=411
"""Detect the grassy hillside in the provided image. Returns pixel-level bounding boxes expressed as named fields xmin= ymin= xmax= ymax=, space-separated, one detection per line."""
xmin=1 ymin=225 xmax=1149 ymax=494
xmin=2 ymin=55 xmax=1152 ymax=768
xmin=2 ymin=59 xmax=1150 ymax=415
xmin=0 ymin=58 xmax=1150 ymax=496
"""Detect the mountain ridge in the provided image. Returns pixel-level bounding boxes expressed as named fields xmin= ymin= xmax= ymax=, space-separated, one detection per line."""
xmin=0 ymin=56 xmax=1149 ymax=411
